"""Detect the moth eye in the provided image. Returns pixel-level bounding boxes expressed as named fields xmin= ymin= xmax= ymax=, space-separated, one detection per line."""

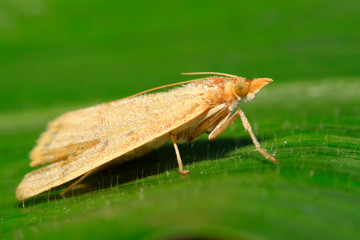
xmin=234 ymin=80 xmax=250 ymax=97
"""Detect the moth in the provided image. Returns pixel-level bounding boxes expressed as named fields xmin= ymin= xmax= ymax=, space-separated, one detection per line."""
xmin=16 ymin=72 xmax=277 ymax=201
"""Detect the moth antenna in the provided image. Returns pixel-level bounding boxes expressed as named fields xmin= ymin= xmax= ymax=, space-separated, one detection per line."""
xmin=122 ymin=72 xmax=239 ymax=100
xmin=122 ymin=77 xmax=208 ymax=100
xmin=182 ymin=72 xmax=239 ymax=78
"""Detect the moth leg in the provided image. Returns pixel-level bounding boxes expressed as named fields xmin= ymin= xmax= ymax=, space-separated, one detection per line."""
xmin=60 ymin=169 xmax=95 ymax=197
xmin=209 ymin=109 xmax=278 ymax=163
xmin=208 ymin=111 xmax=233 ymax=140
xmin=170 ymin=134 xmax=190 ymax=176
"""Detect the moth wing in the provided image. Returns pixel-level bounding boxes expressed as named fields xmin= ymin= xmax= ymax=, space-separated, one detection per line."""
xmin=18 ymin=82 xmax=222 ymax=200
xmin=16 ymin=106 xmax=209 ymax=201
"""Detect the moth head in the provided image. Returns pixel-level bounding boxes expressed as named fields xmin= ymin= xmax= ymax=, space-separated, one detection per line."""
xmin=234 ymin=77 xmax=273 ymax=101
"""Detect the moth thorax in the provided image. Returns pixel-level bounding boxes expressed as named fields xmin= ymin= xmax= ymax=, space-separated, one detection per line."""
xmin=234 ymin=79 xmax=250 ymax=97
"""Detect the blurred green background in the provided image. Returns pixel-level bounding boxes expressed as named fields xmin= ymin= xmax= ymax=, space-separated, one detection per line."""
xmin=1 ymin=0 xmax=359 ymax=239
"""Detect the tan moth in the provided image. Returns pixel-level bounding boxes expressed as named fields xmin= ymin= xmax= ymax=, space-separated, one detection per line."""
xmin=16 ymin=72 xmax=277 ymax=201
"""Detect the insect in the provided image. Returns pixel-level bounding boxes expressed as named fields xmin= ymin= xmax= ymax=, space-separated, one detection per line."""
xmin=16 ymin=72 xmax=277 ymax=201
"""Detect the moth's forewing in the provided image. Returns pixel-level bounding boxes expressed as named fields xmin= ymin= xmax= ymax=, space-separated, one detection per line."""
xmin=17 ymin=81 xmax=232 ymax=201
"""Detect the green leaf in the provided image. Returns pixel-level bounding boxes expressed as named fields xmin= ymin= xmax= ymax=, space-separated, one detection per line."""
xmin=1 ymin=79 xmax=359 ymax=239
